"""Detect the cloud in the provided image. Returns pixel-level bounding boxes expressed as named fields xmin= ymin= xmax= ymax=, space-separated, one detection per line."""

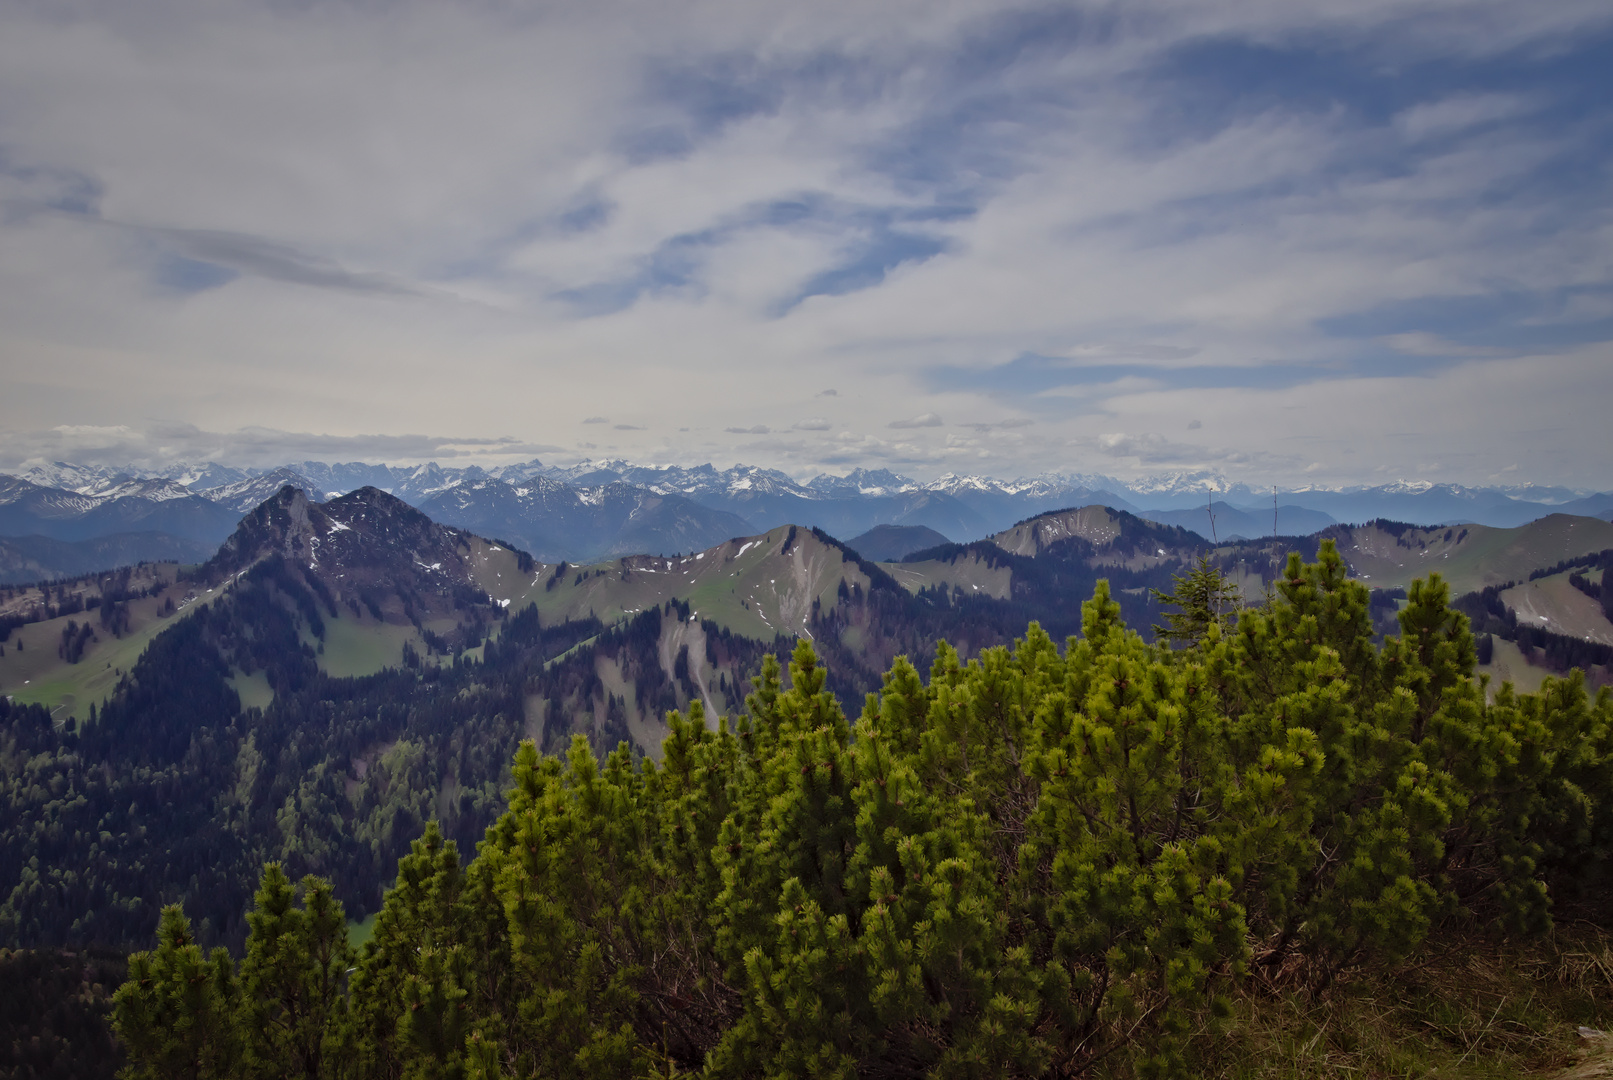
xmin=613 ymin=423 xmax=644 ymax=430
xmin=143 ymin=226 xmax=428 ymax=297
xmin=0 ymin=423 xmax=561 ymax=471
xmin=1078 ymin=430 xmax=1303 ymax=476
xmin=0 ymin=1 xmax=1610 ymax=488
xmin=888 ymin=413 xmax=943 ymax=429
xmin=963 ymin=417 xmax=1033 ymax=431
xmin=1059 ymin=344 xmax=1198 ymax=362
xmin=724 ymin=425 xmax=771 ymax=434
xmin=1379 ymin=332 xmax=1506 ymax=358
xmin=1187 ymin=419 xmax=1202 ymax=430
xmin=1395 ymin=93 xmax=1538 ymax=142
xmin=926 ymin=353 xmax=1223 ymax=400
xmin=1095 ymin=432 xmax=1204 ymax=463
xmin=793 ymin=418 xmax=832 ymax=430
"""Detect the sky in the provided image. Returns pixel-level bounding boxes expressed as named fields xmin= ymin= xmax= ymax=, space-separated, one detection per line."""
xmin=1 ymin=0 xmax=1610 ymax=489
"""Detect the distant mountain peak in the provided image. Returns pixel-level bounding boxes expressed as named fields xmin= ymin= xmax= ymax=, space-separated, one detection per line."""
xmin=207 ymin=485 xmax=474 ymax=584
xmin=990 ymin=504 xmax=1202 ymax=560
xmin=1120 ymin=471 xmax=1234 ymax=496
xmin=208 ymin=485 xmax=326 ymax=576
xmin=18 ymin=462 xmax=160 ymax=496
xmin=7 ymin=458 xmax=1606 ymax=577
xmin=844 ymin=522 xmax=950 ymax=560
xmin=198 ymin=467 xmax=323 ymax=513
xmin=809 ymin=468 xmax=920 ymax=497
xmin=1380 ymin=479 xmax=1437 ymax=494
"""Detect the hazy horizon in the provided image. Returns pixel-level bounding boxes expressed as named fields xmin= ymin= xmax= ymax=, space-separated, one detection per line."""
xmin=6 ymin=452 xmax=1606 ymax=500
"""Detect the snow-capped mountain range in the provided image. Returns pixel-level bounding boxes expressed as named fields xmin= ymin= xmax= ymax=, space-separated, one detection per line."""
xmin=2 ymin=457 xmax=1611 ymax=581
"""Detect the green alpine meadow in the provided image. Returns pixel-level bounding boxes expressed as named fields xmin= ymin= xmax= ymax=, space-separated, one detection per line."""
xmin=104 ymin=544 xmax=1613 ymax=1078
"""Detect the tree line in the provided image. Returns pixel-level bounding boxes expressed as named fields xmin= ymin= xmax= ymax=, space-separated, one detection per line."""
xmin=0 ymin=566 xmax=171 ymax=644
xmin=1456 ymin=578 xmax=1613 ymax=675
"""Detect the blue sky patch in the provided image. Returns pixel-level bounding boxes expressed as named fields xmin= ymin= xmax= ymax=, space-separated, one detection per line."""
xmin=154 ymin=255 xmax=238 ymax=294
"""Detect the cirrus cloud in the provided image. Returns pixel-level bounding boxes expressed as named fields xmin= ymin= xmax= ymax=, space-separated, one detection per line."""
xmin=888 ymin=413 xmax=944 ymax=429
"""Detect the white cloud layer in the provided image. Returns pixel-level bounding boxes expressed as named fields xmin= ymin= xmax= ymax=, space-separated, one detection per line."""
xmin=0 ymin=0 xmax=1610 ymax=487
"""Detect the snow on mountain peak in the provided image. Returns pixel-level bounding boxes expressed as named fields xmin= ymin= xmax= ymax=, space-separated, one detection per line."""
xmin=19 ymin=462 xmax=147 ymax=496
xmin=1120 ymin=471 xmax=1233 ymax=496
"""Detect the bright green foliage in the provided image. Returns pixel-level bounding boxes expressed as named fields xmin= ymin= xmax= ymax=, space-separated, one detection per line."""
xmin=343 ymin=821 xmax=476 ymax=1080
xmin=1203 ymin=544 xmax=1421 ymax=977
xmin=1201 ymin=541 xmax=1613 ymax=990
xmin=112 ymin=906 xmax=241 ymax=1079
xmin=706 ymin=640 xmax=1046 ymax=1078
xmin=237 ymin=865 xmax=353 ymax=1078
xmin=352 ymin=741 xmax=438 ymax=872
xmin=112 ymin=868 xmax=354 ymax=1080
xmin=475 ymin=737 xmax=658 ymax=1078
xmin=114 ymin=542 xmax=1613 ymax=1078
xmin=276 ymin=763 xmax=352 ymax=879
xmin=1021 ymin=584 xmax=1293 ymax=1075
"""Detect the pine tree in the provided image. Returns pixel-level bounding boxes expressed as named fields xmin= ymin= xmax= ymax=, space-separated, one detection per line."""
xmin=1151 ymin=556 xmax=1241 ymax=646
xmin=113 ymin=906 xmax=242 ymax=1079
xmin=708 ymin=639 xmax=1048 ymax=1077
xmin=237 ymin=865 xmax=353 ymax=1079
xmin=641 ymin=700 xmax=744 ymax=1058
xmin=472 ymin=737 xmax=657 ymax=1078
xmin=343 ymin=821 xmax=474 ymax=1080
xmin=1203 ymin=541 xmax=1443 ymax=987
xmin=1020 ymin=585 xmax=1263 ymax=1076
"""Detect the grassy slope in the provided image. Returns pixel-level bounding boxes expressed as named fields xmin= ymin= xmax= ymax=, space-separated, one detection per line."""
xmin=318 ymin=613 xmax=428 ymax=679
xmin=882 ymin=552 xmax=1013 ymax=599
xmin=468 ymin=527 xmax=870 ymax=644
xmin=346 ymin=912 xmax=378 ymax=949
xmin=461 ymin=528 xmax=881 ymax=759
xmin=889 ymin=508 xmax=1613 ymax=696
xmin=1501 ymin=571 xmax=1613 ymax=646
xmin=1328 ymin=519 xmax=1613 ymax=694
xmin=1184 ymin=927 xmax=1613 ymax=1080
xmin=1334 ymin=515 xmax=1613 ymax=596
xmin=1477 ymin=636 xmax=1552 ymax=698
xmin=226 ymin=670 xmax=275 ymax=711
xmin=0 ymin=536 xmax=474 ymax=713
xmin=308 ymin=534 xmax=508 ymax=679
xmin=0 ymin=565 xmax=222 ymax=721
xmin=4 ymin=614 xmax=170 ymax=721
xmin=1325 ymin=518 xmax=1613 ymax=693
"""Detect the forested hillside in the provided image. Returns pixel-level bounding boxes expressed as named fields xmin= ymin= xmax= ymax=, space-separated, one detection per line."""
xmin=6 ymin=492 xmax=1611 ymax=954
xmin=106 ymin=543 xmax=1613 ymax=1078
xmin=0 ymin=500 xmax=1230 ymax=959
